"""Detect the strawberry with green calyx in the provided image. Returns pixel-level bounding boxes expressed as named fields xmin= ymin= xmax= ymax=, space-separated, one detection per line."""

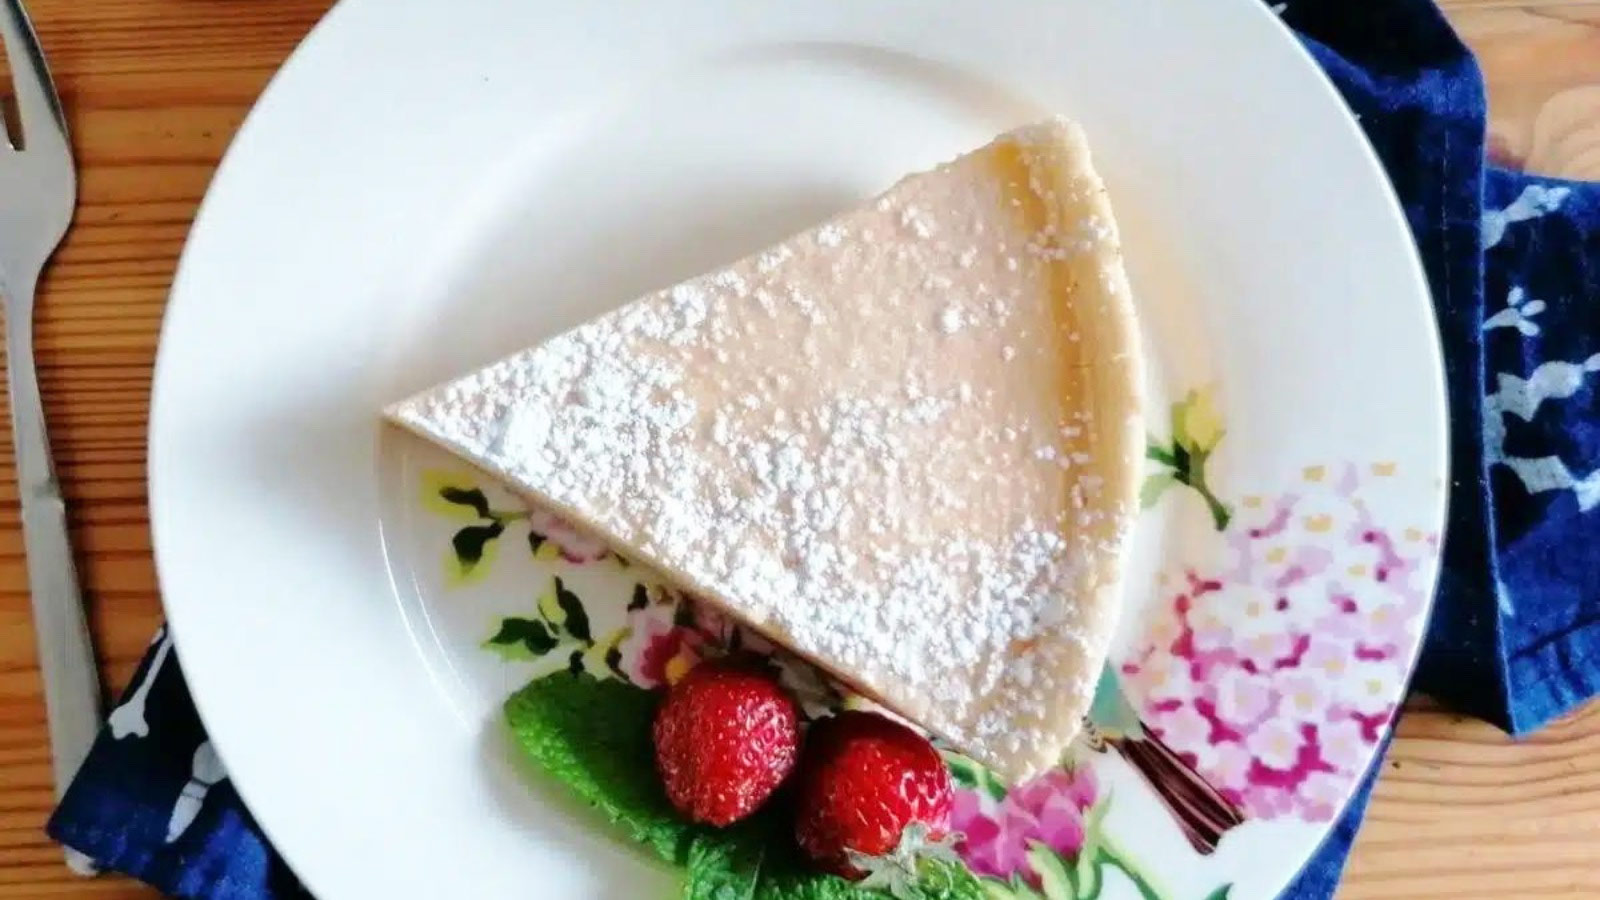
xmin=793 ymin=710 xmax=956 ymax=893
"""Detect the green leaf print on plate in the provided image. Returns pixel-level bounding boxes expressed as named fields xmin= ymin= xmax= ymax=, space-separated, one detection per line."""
xmin=978 ymin=811 xmax=1175 ymax=900
xmin=425 ymin=469 xmax=528 ymax=583
xmin=1143 ymin=388 xmax=1231 ymax=530
xmin=421 ymin=470 xmax=497 ymax=521
xmin=949 ymin=749 xmax=1216 ymax=900
xmin=438 ymin=485 xmax=494 ymax=520
xmin=485 ymin=576 xmax=605 ymax=662
xmin=425 ymin=469 xmax=618 ymax=582
xmin=449 ymin=520 xmax=505 ymax=582
xmin=555 ymin=578 xmax=593 ymax=643
xmin=944 ymin=753 xmax=1007 ymax=805
xmin=484 ymin=617 xmax=560 ymax=659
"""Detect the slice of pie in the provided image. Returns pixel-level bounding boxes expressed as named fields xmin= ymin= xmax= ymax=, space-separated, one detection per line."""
xmin=387 ymin=118 xmax=1144 ymax=782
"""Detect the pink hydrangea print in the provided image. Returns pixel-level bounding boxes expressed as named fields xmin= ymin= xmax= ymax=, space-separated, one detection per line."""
xmin=1121 ymin=463 xmax=1437 ymax=823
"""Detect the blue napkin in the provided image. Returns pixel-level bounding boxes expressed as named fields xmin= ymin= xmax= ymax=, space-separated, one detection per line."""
xmin=47 ymin=627 xmax=307 ymax=898
xmin=47 ymin=1 xmax=1600 ymax=896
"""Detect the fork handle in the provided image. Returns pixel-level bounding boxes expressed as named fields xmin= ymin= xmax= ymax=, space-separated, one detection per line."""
xmin=3 ymin=270 xmax=102 ymax=806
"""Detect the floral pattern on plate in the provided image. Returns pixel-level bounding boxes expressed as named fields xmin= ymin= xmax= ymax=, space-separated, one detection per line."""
xmin=413 ymin=382 xmax=1440 ymax=900
xmin=425 ymin=469 xmax=618 ymax=583
xmin=1122 ymin=461 xmax=1438 ymax=824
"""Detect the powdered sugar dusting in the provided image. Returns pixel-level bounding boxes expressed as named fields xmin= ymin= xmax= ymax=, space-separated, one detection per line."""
xmin=939 ymin=305 xmax=965 ymax=334
xmin=388 ymin=118 xmax=1142 ymax=781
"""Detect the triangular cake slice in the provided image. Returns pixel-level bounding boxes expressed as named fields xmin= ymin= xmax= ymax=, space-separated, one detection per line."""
xmin=387 ymin=118 xmax=1143 ymax=782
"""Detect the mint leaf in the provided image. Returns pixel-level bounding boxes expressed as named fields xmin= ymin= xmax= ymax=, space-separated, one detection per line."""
xmin=684 ymin=823 xmax=770 ymax=900
xmin=504 ymin=672 xmax=689 ymax=863
xmin=685 ymin=808 xmax=850 ymax=900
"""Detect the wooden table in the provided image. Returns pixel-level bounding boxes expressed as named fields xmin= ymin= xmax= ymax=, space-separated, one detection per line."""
xmin=0 ymin=1 xmax=1595 ymax=897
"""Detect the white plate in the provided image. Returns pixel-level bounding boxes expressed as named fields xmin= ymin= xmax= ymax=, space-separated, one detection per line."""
xmin=150 ymin=0 xmax=1445 ymax=897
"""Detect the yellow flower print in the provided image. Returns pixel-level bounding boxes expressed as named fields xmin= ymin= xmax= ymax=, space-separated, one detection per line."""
xmin=1174 ymin=388 xmax=1225 ymax=457
xmin=1143 ymin=386 xmax=1232 ymax=530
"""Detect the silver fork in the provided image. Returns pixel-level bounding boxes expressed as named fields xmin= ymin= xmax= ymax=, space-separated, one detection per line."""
xmin=0 ymin=0 xmax=101 ymax=875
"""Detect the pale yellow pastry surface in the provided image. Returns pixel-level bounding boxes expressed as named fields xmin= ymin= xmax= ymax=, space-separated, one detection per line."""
xmin=388 ymin=118 xmax=1144 ymax=782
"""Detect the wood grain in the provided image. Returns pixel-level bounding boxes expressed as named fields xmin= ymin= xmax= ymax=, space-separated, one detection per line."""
xmin=1453 ymin=1 xmax=1600 ymax=179
xmin=0 ymin=1 xmax=1592 ymax=897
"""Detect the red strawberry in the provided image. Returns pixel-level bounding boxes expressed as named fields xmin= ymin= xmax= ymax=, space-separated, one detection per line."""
xmin=792 ymin=710 xmax=954 ymax=880
xmin=652 ymin=657 xmax=800 ymax=826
